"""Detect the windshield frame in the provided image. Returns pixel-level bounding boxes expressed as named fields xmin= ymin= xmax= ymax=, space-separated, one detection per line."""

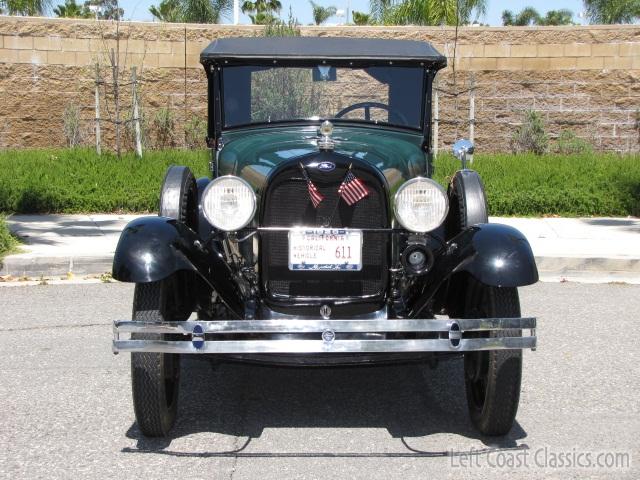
xmin=218 ymin=62 xmax=429 ymax=133
xmin=204 ymin=60 xmax=439 ymax=170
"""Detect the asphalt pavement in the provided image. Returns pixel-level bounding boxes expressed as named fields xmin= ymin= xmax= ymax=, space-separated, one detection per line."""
xmin=0 ymin=282 xmax=638 ymax=479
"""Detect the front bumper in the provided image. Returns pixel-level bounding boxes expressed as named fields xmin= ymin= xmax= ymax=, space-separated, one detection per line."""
xmin=112 ymin=318 xmax=536 ymax=354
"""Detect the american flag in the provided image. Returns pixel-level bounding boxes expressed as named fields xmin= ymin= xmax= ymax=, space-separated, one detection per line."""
xmin=338 ymin=170 xmax=370 ymax=206
xmin=300 ymin=164 xmax=324 ymax=208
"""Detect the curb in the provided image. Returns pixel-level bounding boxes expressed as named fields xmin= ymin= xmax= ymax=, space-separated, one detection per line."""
xmin=1 ymin=255 xmax=114 ymax=278
xmin=535 ymin=256 xmax=640 ymax=274
xmin=2 ymin=253 xmax=640 ymax=284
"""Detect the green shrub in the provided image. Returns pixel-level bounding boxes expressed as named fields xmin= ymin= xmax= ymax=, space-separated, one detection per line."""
xmin=263 ymin=8 xmax=301 ymax=37
xmin=434 ymin=152 xmax=640 ymax=217
xmin=152 ymin=107 xmax=176 ymax=149
xmin=0 ymin=216 xmax=19 ymax=259
xmin=62 ymin=103 xmax=84 ymax=148
xmin=0 ymin=149 xmax=210 ymax=214
xmin=0 ymin=149 xmax=638 ymax=217
xmin=184 ymin=117 xmax=207 ymax=149
xmin=511 ymin=110 xmax=548 ymax=155
xmin=553 ymin=130 xmax=593 ymax=155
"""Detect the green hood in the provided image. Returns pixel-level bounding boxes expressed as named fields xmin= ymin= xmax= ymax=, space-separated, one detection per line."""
xmin=218 ymin=125 xmax=427 ymax=192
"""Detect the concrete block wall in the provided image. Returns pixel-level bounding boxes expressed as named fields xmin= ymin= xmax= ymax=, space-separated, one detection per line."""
xmin=0 ymin=17 xmax=638 ymax=152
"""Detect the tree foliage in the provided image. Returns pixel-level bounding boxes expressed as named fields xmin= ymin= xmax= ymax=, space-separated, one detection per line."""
xmin=309 ymin=0 xmax=336 ymax=25
xmin=502 ymin=7 xmax=574 ymax=26
xmin=583 ymin=0 xmax=640 ymax=24
xmin=84 ymin=0 xmax=123 ymax=20
xmin=149 ymin=0 xmax=181 ymax=22
xmin=53 ymin=0 xmax=91 ymax=17
xmin=0 ymin=0 xmax=50 ymax=15
xmin=263 ymin=7 xmax=300 ymax=35
xmin=241 ymin=0 xmax=282 ymax=24
xmin=369 ymin=0 xmax=487 ymax=26
xmin=148 ymin=0 xmax=231 ymax=23
xmin=511 ymin=110 xmax=549 ymax=155
xmin=352 ymin=10 xmax=372 ymax=24
xmin=542 ymin=9 xmax=574 ymax=25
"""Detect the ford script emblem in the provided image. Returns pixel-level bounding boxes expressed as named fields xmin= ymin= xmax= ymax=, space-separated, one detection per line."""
xmin=322 ymin=329 xmax=335 ymax=344
xmin=316 ymin=161 xmax=335 ymax=172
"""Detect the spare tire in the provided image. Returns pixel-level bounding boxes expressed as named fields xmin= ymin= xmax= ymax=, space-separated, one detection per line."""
xmin=158 ymin=165 xmax=199 ymax=317
xmin=445 ymin=169 xmax=488 ymax=240
xmin=159 ymin=165 xmax=198 ymax=232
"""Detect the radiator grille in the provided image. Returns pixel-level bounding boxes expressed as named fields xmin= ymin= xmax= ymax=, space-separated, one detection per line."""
xmin=261 ymin=164 xmax=388 ymax=299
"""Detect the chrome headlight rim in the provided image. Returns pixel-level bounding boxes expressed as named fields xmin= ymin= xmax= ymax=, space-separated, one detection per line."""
xmin=201 ymin=175 xmax=257 ymax=232
xmin=393 ymin=177 xmax=449 ymax=233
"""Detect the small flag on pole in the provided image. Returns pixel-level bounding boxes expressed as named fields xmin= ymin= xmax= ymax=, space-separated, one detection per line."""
xmin=338 ymin=169 xmax=370 ymax=206
xmin=300 ymin=163 xmax=324 ymax=208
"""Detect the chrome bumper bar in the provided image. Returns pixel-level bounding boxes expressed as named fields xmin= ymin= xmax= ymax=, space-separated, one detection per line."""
xmin=112 ymin=317 xmax=536 ymax=354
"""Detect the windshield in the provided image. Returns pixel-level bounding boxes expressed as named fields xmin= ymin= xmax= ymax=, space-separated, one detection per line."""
xmin=222 ymin=65 xmax=425 ymax=130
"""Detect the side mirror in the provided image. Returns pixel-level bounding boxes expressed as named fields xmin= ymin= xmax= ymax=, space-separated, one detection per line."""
xmin=452 ymin=139 xmax=474 ymax=169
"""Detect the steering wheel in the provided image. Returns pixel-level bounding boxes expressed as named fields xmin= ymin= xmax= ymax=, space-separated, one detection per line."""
xmin=335 ymin=101 xmax=409 ymax=126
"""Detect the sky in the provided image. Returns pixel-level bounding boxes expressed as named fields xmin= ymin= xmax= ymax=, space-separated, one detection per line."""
xmin=120 ymin=0 xmax=589 ymax=25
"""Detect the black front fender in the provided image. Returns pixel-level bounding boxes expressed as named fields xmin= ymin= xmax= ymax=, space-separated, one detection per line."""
xmin=409 ymin=223 xmax=538 ymax=317
xmin=112 ymin=216 xmax=196 ymax=283
xmin=456 ymin=223 xmax=539 ymax=287
xmin=112 ymin=216 xmax=245 ymax=318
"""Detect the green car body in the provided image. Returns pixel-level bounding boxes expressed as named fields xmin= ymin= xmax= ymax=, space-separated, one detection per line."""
xmin=218 ymin=125 xmax=427 ymax=197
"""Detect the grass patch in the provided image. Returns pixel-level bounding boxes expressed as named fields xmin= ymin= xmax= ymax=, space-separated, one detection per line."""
xmin=0 ymin=216 xmax=19 ymax=260
xmin=0 ymin=148 xmax=638 ymax=217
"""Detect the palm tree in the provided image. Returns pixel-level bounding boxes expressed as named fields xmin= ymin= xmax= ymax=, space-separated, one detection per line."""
xmin=352 ymin=10 xmax=372 ymax=24
xmin=540 ymin=9 xmax=574 ymax=25
xmin=147 ymin=0 xmax=231 ymax=22
xmin=181 ymin=0 xmax=232 ymax=22
xmin=369 ymin=0 xmax=392 ymax=22
xmin=241 ymin=0 xmax=282 ymax=24
xmin=583 ymin=0 xmax=639 ymax=24
xmin=149 ymin=0 xmax=182 ymax=21
xmin=54 ymin=0 xmax=91 ymax=17
xmin=502 ymin=7 xmax=574 ymax=26
xmin=502 ymin=7 xmax=541 ymax=26
xmin=1 ymin=0 xmax=50 ymax=15
xmin=309 ymin=1 xmax=336 ymax=25
xmin=370 ymin=0 xmax=487 ymax=26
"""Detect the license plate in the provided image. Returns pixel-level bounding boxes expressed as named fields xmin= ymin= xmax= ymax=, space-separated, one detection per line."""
xmin=288 ymin=229 xmax=363 ymax=271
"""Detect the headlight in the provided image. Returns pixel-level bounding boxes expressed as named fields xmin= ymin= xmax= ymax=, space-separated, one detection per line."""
xmin=394 ymin=178 xmax=448 ymax=233
xmin=201 ymin=176 xmax=256 ymax=231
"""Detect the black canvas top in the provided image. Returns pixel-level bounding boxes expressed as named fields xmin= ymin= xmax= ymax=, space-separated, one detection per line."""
xmin=200 ymin=37 xmax=447 ymax=67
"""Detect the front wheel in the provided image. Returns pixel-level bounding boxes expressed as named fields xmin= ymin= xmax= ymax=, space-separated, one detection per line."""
xmin=131 ymin=279 xmax=185 ymax=437
xmin=463 ymin=279 xmax=522 ymax=436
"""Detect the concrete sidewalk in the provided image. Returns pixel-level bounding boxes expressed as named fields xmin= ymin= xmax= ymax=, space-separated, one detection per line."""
xmin=1 ymin=214 xmax=639 ymax=283
xmin=1 ymin=214 xmax=140 ymax=279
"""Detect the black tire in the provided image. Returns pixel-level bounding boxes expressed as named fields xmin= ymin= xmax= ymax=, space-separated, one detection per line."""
xmin=446 ymin=170 xmax=488 ymax=240
xmin=463 ymin=279 xmax=522 ymax=436
xmin=131 ymin=280 xmax=183 ymax=437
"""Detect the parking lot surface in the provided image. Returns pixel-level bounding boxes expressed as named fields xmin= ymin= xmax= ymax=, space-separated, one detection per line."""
xmin=0 ymin=282 xmax=638 ymax=479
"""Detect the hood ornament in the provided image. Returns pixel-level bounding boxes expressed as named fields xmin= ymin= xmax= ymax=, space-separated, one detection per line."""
xmin=317 ymin=120 xmax=335 ymax=151
xmin=320 ymin=304 xmax=332 ymax=319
